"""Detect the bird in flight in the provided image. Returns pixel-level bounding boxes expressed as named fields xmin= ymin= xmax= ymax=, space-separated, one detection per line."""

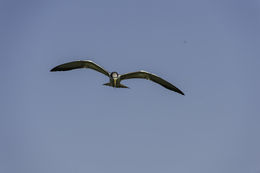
xmin=50 ymin=60 xmax=184 ymax=95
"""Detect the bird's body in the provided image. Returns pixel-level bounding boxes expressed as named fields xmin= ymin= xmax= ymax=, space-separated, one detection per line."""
xmin=110 ymin=72 xmax=120 ymax=87
xmin=50 ymin=60 xmax=184 ymax=95
xmin=103 ymin=72 xmax=129 ymax=88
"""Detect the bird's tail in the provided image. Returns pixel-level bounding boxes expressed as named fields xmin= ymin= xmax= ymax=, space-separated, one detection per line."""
xmin=117 ymin=84 xmax=129 ymax=88
xmin=103 ymin=83 xmax=129 ymax=88
xmin=103 ymin=82 xmax=113 ymax=87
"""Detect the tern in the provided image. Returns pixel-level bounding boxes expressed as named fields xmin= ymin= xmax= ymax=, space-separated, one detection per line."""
xmin=50 ymin=60 xmax=184 ymax=95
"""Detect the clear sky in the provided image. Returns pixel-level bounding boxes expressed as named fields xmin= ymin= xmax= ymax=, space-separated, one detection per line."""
xmin=1 ymin=0 xmax=260 ymax=173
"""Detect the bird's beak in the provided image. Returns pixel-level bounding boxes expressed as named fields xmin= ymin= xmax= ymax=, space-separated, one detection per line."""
xmin=114 ymin=79 xmax=117 ymax=86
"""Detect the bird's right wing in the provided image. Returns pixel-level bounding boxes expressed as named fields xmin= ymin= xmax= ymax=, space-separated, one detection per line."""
xmin=50 ymin=60 xmax=110 ymax=77
xmin=120 ymin=70 xmax=184 ymax=95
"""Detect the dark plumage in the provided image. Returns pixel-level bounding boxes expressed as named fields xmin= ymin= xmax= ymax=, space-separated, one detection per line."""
xmin=50 ymin=60 xmax=184 ymax=95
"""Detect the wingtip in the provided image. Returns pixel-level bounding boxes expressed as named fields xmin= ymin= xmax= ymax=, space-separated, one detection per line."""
xmin=50 ymin=67 xmax=59 ymax=72
xmin=178 ymin=90 xmax=185 ymax=95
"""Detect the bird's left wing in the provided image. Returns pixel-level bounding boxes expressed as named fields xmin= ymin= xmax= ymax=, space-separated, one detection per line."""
xmin=120 ymin=71 xmax=184 ymax=95
xmin=50 ymin=60 xmax=110 ymax=77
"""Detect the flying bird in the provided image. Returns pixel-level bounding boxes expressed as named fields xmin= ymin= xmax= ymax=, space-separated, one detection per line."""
xmin=50 ymin=60 xmax=184 ymax=95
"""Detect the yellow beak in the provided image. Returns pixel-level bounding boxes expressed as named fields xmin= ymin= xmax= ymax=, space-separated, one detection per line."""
xmin=114 ymin=79 xmax=117 ymax=87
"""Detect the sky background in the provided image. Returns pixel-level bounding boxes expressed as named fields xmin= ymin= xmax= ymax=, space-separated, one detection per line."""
xmin=1 ymin=0 xmax=260 ymax=173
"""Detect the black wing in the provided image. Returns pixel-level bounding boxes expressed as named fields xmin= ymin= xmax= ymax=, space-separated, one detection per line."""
xmin=50 ymin=60 xmax=110 ymax=77
xmin=120 ymin=70 xmax=184 ymax=95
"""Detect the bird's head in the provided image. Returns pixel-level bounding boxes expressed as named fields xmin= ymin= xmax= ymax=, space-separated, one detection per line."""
xmin=110 ymin=72 xmax=119 ymax=78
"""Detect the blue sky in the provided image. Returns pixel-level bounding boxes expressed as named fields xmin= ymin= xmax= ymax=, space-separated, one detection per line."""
xmin=1 ymin=0 xmax=260 ymax=173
